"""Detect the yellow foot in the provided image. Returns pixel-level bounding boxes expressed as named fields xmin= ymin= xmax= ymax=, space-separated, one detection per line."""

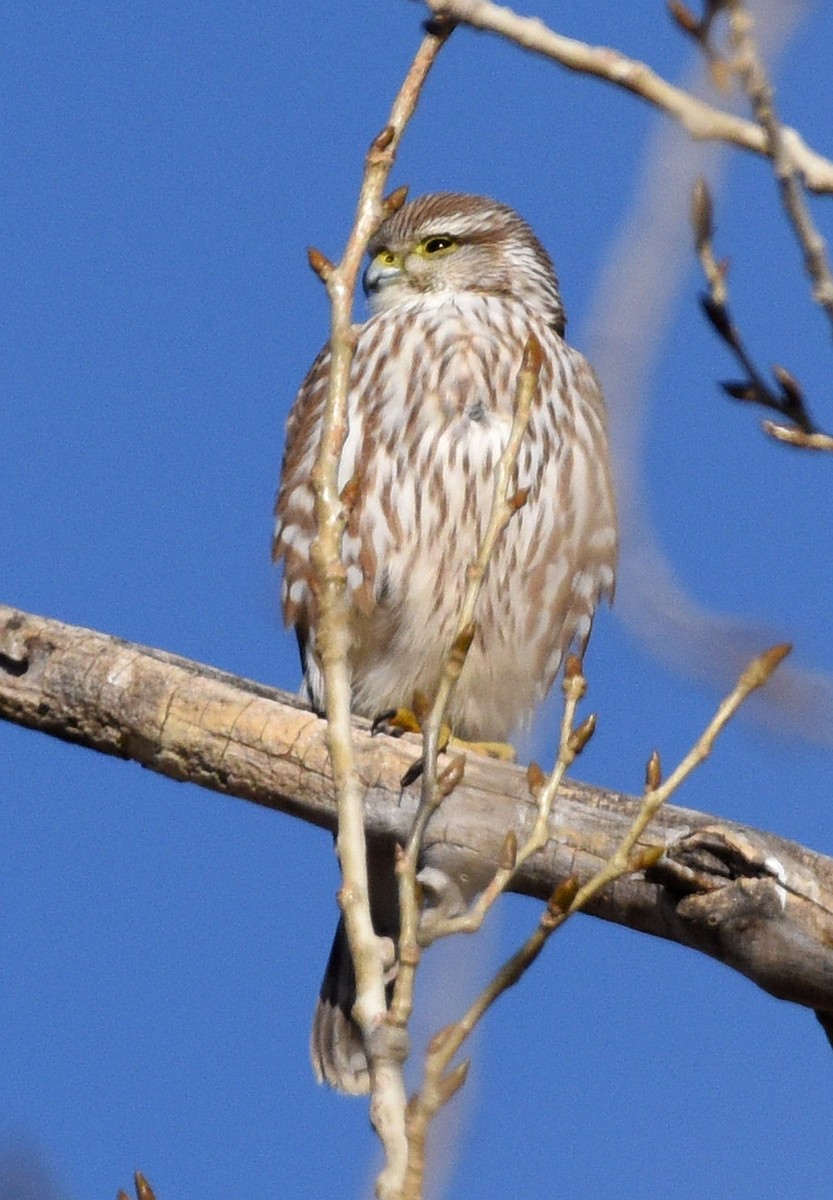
xmin=371 ymin=706 xmax=423 ymax=737
xmin=448 ymin=737 xmax=516 ymax=763
xmin=371 ymin=693 xmax=454 ymax=748
xmin=372 ymin=696 xmax=516 ymax=782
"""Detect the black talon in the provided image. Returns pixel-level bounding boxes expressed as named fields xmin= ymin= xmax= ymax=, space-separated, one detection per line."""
xmin=371 ymin=708 xmax=399 ymax=736
xmin=400 ymin=758 xmax=425 ymax=788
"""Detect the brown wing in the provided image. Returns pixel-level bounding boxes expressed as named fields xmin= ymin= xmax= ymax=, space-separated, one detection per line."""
xmin=273 ymin=345 xmax=330 ymax=643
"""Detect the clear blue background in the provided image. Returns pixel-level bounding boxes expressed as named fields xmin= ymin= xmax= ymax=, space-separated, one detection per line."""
xmin=3 ymin=3 xmax=832 ymax=1197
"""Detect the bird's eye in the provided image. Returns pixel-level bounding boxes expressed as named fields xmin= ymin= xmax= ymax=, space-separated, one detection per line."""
xmin=419 ymin=235 xmax=458 ymax=256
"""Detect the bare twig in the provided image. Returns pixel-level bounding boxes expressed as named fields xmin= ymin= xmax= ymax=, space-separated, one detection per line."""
xmin=762 ymin=421 xmax=833 ymax=452
xmin=427 ymin=655 xmax=592 ymax=936
xmin=402 ymin=883 xmax=574 ymax=1197
xmin=692 ymin=175 xmax=823 ymax=437
xmin=401 ymin=653 xmax=595 ymax=1196
xmin=307 ymin=19 xmax=452 ymax=1197
xmin=667 ymin=0 xmax=734 ymax=92
xmin=423 ymin=0 xmax=833 ymax=193
xmin=513 ymin=661 xmax=593 ymax=867
xmin=411 ymin=621 xmax=784 ymax=956
xmin=727 ymin=1 xmax=833 ymax=333
xmin=402 ymin=642 xmax=792 ymax=1184
xmin=565 ymin=642 xmax=792 ymax=907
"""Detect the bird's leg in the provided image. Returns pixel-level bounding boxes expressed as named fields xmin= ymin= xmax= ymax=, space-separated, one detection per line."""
xmin=372 ymin=693 xmax=515 ymax=787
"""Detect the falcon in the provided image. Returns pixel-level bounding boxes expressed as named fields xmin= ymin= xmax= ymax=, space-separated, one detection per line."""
xmin=274 ymin=192 xmax=617 ymax=1092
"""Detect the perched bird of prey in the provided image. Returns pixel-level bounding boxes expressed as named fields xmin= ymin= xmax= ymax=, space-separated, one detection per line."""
xmin=273 ymin=192 xmax=617 ymax=1093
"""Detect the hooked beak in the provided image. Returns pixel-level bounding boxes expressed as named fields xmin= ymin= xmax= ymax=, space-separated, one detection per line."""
xmin=363 ymin=251 xmax=404 ymax=297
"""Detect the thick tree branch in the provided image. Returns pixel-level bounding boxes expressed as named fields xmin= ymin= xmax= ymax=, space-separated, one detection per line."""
xmin=2 ymin=604 xmax=832 ymax=1027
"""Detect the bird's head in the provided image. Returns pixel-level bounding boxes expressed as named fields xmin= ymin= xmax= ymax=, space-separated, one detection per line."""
xmin=363 ymin=192 xmax=565 ymax=334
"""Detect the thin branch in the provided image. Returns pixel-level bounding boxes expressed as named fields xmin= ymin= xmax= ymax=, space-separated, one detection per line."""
xmin=727 ymin=1 xmax=833 ymax=333
xmin=402 ymin=656 xmax=593 ymax=1192
xmin=423 ymin=0 xmax=833 ymax=193
xmin=762 ymin=421 xmax=833 ymax=452
xmin=692 ymin=175 xmax=825 ymax=437
xmin=667 ymin=0 xmax=734 ymax=92
xmin=567 ymin=642 xmax=791 ymax=909
xmin=425 ymin=657 xmax=591 ymax=936
xmin=402 ymin=889 xmax=565 ymax=1197
xmin=306 ymin=20 xmax=452 ymax=1196
xmin=513 ymin=661 xmax=592 ymax=869
xmin=682 ymin=9 xmax=833 ymax=446
xmin=402 ymin=642 xmax=794 ymax=1175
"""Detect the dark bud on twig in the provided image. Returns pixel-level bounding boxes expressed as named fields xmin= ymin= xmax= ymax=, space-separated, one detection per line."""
xmin=772 ymin=364 xmax=815 ymax=432
xmin=522 ymin=332 xmax=543 ymax=374
xmin=526 ymin=762 xmax=546 ymax=797
xmin=498 ymin=830 xmax=518 ymax=871
xmin=773 ymin=364 xmax=803 ymax=407
xmin=307 ymin=246 xmax=333 ymax=282
xmin=568 ymin=713 xmax=597 ymax=755
xmin=562 ymin=653 xmax=587 ymax=704
xmin=371 ymin=125 xmax=396 ymax=154
xmin=383 ymin=185 xmax=408 ymax=215
xmin=668 ymin=0 xmax=701 ymax=38
xmin=135 ymin=1174 xmax=156 ymax=1200
xmin=564 ymin=653 xmax=584 ymax=680
xmin=439 ymin=1058 xmax=470 ymax=1103
xmin=645 ymin=749 xmax=662 ymax=791
xmin=424 ymin=13 xmax=457 ymax=38
xmin=695 ymin=169 xmax=820 ymax=436
xmin=427 ymin=1024 xmax=454 ymax=1056
xmin=738 ymin=643 xmax=791 ymax=692
xmin=339 ymin=474 xmax=361 ymax=513
xmin=549 ymin=876 xmax=580 ymax=915
xmin=629 ymin=845 xmax=666 ymax=872
xmin=668 ymin=0 xmax=729 ymax=88
xmin=701 ymin=293 xmax=737 ymax=347
xmin=691 ymin=176 xmax=713 ymax=250
xmin=704 ymin=289 xmax=817 ymax=432
xmin=722 ymin=381 xmax=760 ymax=402
xmin=509 ymin=487 xmax=530 ymax=512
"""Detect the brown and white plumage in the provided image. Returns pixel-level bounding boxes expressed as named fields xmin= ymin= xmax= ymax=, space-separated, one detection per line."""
xmin=273 ymin=192 xmax=617 ymax=1092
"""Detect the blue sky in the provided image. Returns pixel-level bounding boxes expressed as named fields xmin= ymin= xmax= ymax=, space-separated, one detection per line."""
xmin=3 ymin=3 xmax=832 ymax=1197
